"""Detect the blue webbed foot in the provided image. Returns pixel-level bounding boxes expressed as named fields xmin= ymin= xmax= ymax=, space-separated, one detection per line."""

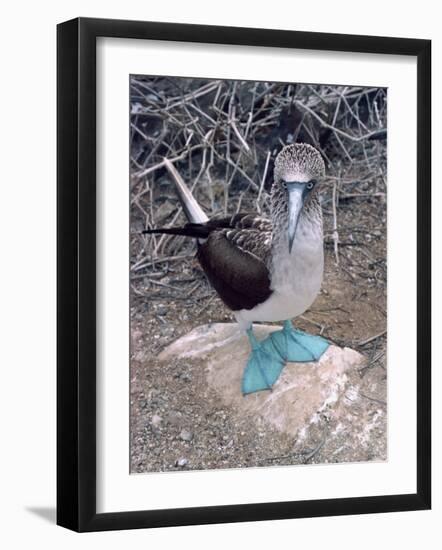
xmin=268 ymin=320 xmax=329 ymax=363
xmin=242 ymin=329 xmax=285 ymax=395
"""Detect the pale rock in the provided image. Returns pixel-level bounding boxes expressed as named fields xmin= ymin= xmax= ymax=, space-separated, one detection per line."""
xmin=159 ymin=323 xmax=387 ymax=462
xmin=179 ymin=429 xmax=193 ymax=442
xmin=151 ymin=414 xmax=162 ymax=428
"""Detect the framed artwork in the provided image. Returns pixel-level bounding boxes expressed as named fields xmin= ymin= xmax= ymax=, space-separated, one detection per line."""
xmin=57 ymin=17 xmax=431 ymax=532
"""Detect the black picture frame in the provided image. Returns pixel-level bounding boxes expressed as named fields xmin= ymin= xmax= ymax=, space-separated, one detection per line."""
xmin=57 ymin=17 xmax=431 ymax=532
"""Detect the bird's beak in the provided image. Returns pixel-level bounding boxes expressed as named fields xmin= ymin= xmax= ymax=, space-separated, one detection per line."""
xmin=286 ymin=182 xmax=307 ymax=253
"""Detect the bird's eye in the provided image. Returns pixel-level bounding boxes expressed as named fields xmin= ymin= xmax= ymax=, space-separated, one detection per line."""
xmin=282 ymin=181 xmax=287 ymax=189
xmin=306 ymin=180 xmax=316 ymax=190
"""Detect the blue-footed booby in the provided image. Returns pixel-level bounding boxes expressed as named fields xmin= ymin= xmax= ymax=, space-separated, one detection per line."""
xmin=143 ymin=143 xmax=329 ymax=394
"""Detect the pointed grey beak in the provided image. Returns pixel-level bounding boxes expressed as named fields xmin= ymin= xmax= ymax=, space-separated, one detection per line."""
xmin=286 ymin=182 xmax=307 ymax=253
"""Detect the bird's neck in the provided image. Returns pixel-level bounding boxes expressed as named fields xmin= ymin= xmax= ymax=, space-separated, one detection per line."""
xmin=269 ymin=183 xmax=323 ymax=252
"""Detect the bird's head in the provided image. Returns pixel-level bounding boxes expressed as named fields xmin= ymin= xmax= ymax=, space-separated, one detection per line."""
xmin=274 ymin=143 xmax=325 ymax=253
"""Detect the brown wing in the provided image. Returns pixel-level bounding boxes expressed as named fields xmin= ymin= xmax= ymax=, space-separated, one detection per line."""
xmin=197 ymin=228 xmax=272 ymax=311
xmin=209 ymin=213 xmax=272 ymax=233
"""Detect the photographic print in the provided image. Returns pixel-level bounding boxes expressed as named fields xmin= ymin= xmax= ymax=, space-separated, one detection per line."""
xmin=57 ymin=18 xmax=431 ymax=531
xmin=129 ymin=76 xmax=387 ymax=474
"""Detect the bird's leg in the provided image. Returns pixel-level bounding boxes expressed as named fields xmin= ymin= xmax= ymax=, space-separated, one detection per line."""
xmin=241 ymin=326 xmax=285 ymax=395
xmin=266 ymin=320 xmax=329 ymax=363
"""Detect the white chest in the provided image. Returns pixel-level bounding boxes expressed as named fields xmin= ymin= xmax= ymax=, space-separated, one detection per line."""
xmin=235 ymin=223 xmax=324 ymax=328
xmin=271 ymin=221 xmax=323 ymax=293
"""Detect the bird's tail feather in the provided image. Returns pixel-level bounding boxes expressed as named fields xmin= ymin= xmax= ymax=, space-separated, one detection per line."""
xmin=143 ymin=223 xmax=210 ymax=239
xmin=164 ymin=158 xmax=208 ymax=224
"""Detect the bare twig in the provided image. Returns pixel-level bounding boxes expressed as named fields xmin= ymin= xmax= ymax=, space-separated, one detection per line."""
xmin=358 ymin=330 xmax=387 ymax=347
xmin=331 ymin=179 xmax=340 ymax=265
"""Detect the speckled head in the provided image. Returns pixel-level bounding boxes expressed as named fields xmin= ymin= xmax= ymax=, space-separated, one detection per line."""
xmin=274 ymin=143 xmax=325 ymax=184
xmin=272 ymin=143 xmax=325 ymax=253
